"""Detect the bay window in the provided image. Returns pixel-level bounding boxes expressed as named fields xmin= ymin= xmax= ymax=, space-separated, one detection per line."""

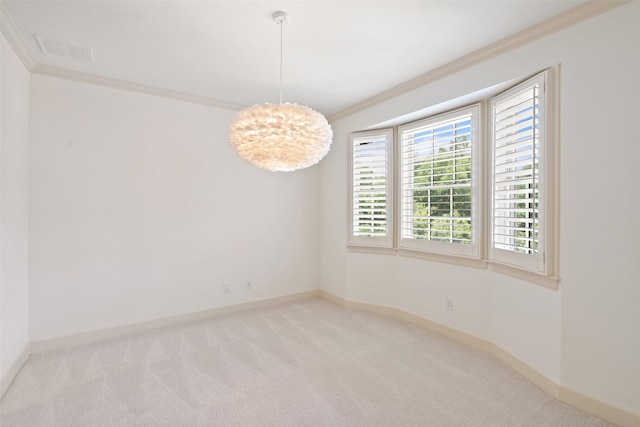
xmin=348 ymin=68 xmax=558 ymax=286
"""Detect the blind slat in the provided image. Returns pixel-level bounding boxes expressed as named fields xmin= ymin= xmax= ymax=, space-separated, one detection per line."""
xmin=492 ymin=82 xmax=540 ymax=255
xmin=352 ymin=133 xmax=391 ymax=238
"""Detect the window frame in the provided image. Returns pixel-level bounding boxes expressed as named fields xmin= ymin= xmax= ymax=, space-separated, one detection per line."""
xmin=397 ymin=105 xmax=481 ymax=259
xmin=348 ymin=129 xmax=395 ymax=250
xmin=488 ymin=69 xmax=559 ymax=283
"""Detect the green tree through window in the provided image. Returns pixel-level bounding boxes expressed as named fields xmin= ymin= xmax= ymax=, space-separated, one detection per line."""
xmin=400 ymin=109 xmax=475 ymax=249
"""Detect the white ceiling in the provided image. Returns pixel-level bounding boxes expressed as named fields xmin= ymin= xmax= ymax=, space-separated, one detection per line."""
xmin=3 ymin=1 xmax=587 ymax=117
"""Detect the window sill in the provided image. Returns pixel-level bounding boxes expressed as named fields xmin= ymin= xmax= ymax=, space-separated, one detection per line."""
xmin=397 ymin=248 xmax=488 ymax=270
xmin=489 ymin=262 xmax=559 ymax=290
xmin=346 ymin=244 xmax=560 ymax=289
xmin=347 ymin=245 xmax=398 ymax=255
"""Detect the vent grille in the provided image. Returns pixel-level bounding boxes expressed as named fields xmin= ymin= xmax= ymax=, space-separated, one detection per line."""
xmin=34 ymin=34 xmax=94 ymax=63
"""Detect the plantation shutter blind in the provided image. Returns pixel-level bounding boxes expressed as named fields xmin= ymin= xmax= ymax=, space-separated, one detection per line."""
xmin=398 ymin=107 xmax=478 ymax=257
xmin=491 ymin=74 xmax=545 ymax=268
xmin=349 ymin=130 xmax=394 ymax=248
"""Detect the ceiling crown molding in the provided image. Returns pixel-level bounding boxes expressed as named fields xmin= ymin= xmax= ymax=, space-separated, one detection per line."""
xmin=328 ymin=0 xmax=631 ymax=123
xmin=0 ymin=1 xmax=36 ymax=70
xmin=32 ymin=64 xmax=245 ymax=111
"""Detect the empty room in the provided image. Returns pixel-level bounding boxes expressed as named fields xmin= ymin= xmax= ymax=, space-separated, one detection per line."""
xmin=1 ymin=1 xmax=639 ymax=426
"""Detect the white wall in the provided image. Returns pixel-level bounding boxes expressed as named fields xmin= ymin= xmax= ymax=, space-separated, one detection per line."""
xmin=0 ymin=32 xmax=30 ymax=391
xmin=320 ymin=1 xmax=640 ymax=414
xmin=29 ymin=75 xmax=321 ymax=341
xmin=558 ymin=4 xmax=640 ymax=411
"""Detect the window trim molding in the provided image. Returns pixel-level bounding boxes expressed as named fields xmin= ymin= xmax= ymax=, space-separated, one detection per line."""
xmin=490 ymin=261 xmax=559 ymax=290
xmin=347 ymin=245 xmax=398 ymax=256
xmin=543 ymin=66 xmax=560 ymax=281
xmin=398 ymin=248 xmax=488 ymax=270
xmin=397 ymin=104 xmax=482 ymax=259
xmin=488 ymin=67 xmax=559 ymax=279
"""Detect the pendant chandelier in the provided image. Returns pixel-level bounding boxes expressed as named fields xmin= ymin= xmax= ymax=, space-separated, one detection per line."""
xmin=228 ymin=11 xmax=333 ymax=172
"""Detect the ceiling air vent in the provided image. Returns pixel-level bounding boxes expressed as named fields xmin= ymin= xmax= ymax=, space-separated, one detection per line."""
xmin=34 ymin=34 xmax=94 ymax=63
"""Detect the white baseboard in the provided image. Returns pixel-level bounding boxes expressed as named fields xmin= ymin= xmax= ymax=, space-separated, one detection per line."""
xmin=31 ymin=290 xmax=320 ymax=354
xmin=318 ymin=290 xmax=640 ymax=427
xmin=560 ymin=386 xmax=640 ymax=427
xmin=0 ymin=342 xmax=30 ymax=400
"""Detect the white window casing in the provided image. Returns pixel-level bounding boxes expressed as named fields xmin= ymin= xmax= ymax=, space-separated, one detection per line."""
xmin=489 ymin=69 xmax=558 ymax=281
xmin=398 ymin=106 xmax=480 ymax=258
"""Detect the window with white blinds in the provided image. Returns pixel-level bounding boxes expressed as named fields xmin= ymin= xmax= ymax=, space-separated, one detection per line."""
xmin=398 ymin=107 xmax=478 ymax=257
xmin=490 ymin=72 xmax=549 ymax=273
xmin=347 ymin=68 xmax=557 ymax=284
xmin=348 ymin=129 xmax=394 ymax=248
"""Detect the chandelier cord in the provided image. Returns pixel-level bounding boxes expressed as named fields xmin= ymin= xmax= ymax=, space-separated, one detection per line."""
xmin=278 ymin=19 xmax=283 ymax=104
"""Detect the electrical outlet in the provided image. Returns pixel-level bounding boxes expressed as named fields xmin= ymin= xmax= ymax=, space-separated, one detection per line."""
xmin=246 ymin=281 xmax=252 ymax=290
xmin=446 ymin=299 xmax=454 ymax=310
xmin=223 ymin=283 xmax=230 ymax=293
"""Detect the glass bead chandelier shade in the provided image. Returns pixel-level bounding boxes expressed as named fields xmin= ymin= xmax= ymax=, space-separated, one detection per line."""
xmin=228 ymin=11 xmax=333 ymax=172
xmin=229 ymin=102 xmax=332 ymax=172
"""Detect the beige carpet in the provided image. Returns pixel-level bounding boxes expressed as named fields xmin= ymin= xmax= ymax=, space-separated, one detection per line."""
xmin=0 ymin=297 xmax=610 ymax=426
